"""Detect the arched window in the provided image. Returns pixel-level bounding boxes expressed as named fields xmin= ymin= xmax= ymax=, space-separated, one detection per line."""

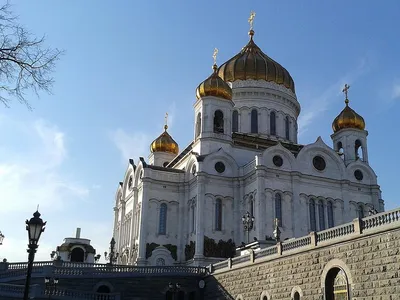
xmin=232 ymin=110 xmax=239 ymax=133
xmin=285 ymin=116 xmax=290 ymax=140
xmin=327 ymin=201 xmax=334 ymax=228
xmin=309 ymin=199 xmax=316 ymax=232
xmin=249 ymin=196 xmax=254 ymax=217
xmin=96 ymin=285 xmax=111 ymax=293
xmin=293 ymin=291 xmax=300 ymax=300
xmin=262 ymin=297 xmax=268 ymax=300
xmin=215 ymin=199 xmax=222 ymax=231
xmin=355 ymin=139 xmax=363 ymax=160
xmin=159 ymin=203 xmax=167 ymax=235
xmin=70 ymin=247 xmax=84 ymax=262
xmin=325 ymin=268 xmax=349 ymax=300
xmin=213 ymin=110 xmax=224 ymax=133
xmin=275 ymin=193 xmax=282 ymax=226
xmin=337 ymin=141 xmax=344 ymax=160
xmin=358 ymin=204 xmax=364 ymax=219
xmin=195 ymin=112 xmax=201 ymax=138
xmin=251 ymin=109 xmax=258 ymax=133
xmin=270 ymin=111 xmax=276 ymax=135
xmin=318 ymin=200 xmax=325 ymax=231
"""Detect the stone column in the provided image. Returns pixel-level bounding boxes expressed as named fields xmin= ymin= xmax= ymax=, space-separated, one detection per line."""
xmin=137 ymin=180 xmax=150 ymax=266
xmin=283 ymin=192 xmax=293 ymax=238
xmin=291 ymin=174 xmax=301 ymax=236
xmin=233 ymin=179 xmax=241 ymax=244
xmin=255 ymin=155 xmax=266 ymax=239
xmin=264 ymin=189 xmax=274 ymax=238
xmin=239 ymin=179 xmax=245 ymax=243
xmin=341 ymin=182 xmax=351 ymax=223
xmin=194 ymin=173 xmax=206 ymax=260
xmin=177 ymin=184 xmax=186 ymax=262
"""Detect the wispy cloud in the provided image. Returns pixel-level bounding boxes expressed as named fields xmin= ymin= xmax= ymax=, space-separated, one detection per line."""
xmin=391 ymin=81 xmax=400 ymax=100
xmin=110 ymin=129 xmax=151 ymax=163
xmin=0 ymin=115 xmax=97 ymax=262
xmin=298 ymin=56 xmax=371 ymax=136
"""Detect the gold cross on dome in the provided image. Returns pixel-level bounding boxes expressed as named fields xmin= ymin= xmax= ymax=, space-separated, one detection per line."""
xmin=342 ymin=84 xmax=350 ymax=99
xmin=248 ymin=11 xmax=256 ymax=30
xmin=213 ymin=48 xmax=219 ymax=65
xmin=164 ymin=112 xmax=168 ymax=130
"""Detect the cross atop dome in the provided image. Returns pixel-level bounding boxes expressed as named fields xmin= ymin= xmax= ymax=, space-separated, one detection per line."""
xmin=342 ymin=84 xmax=350 ymax=105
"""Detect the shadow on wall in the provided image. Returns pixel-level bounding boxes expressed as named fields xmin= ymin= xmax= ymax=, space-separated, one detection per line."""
xmin=204 ymin=276 xmax=235 ymax=300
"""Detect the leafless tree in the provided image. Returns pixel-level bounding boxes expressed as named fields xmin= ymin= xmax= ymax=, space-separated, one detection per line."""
xmin=0 ymin=2 xmax=63 ymax=109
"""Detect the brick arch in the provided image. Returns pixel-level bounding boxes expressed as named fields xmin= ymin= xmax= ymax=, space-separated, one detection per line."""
xmin=260 ymin=290 xmax=271 ymax=300
xmin=290 ymin=286 xmax=303 ymax=299
xmin=320 ymin=258 xmax=353 ymax=288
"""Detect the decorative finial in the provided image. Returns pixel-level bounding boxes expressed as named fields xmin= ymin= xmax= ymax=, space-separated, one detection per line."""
xmin=248 ymin=11 xmax=256 ymax=31
xmin=212 ymin=48 xmax=218 ymax=72
xmin=164 ymin=113 xmax=168 ymax=130
xmin=342 ymin=84 xmax=350 ymax=105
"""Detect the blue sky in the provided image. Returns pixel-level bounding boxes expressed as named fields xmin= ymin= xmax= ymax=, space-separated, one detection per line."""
xmin=0 ymin=0 xmax=399 ymax=262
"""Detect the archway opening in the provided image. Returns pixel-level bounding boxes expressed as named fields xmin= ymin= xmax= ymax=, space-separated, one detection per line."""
xmin=355 ymin=140 xmax=363 ymax=161
xmin=325 ymin=267 xmax=349 ymax=300
xmin=97 ymin=285 xmax=111 ymax=293
xmin=70 ymin=247 xmax=84 ymax=262
xmin=213 ymin=110 xmax=224 ymax=133
xmin=293 ymin=291 xmax=300 ymax=300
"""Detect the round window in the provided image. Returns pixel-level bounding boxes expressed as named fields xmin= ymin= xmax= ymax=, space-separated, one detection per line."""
xmin=354 ymin=169 xmax=363 ymax=181
xmin=273 ymin=155 xmax=283 ymax=167
xmin=215 ymin=162 xmax=226 ymax=173
xmin=313 ymin=156 xmax=326 ymax=171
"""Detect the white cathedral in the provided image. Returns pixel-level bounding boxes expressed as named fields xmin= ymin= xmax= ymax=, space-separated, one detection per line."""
xmin=112 ymin=18 xmax=384 ymax=267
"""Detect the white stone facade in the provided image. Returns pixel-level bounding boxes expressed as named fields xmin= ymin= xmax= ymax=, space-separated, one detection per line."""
xmin=112 ymin=78 xmax=383 ymax=267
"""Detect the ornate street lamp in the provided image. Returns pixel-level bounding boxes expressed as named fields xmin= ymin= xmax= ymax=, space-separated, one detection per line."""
xmin=94 ymin=254 xmax=101 ymax=263
xmin=44 ymin=277 xmax=59 ymax=299
xmin=104 ymin=237 xmax=119 ymax=266
xmin=273 ymin=218 xmax=281 ymax=242
xmin=23 ymin=210 xmax=46 ymax=300
xmin=0 ymin=231 xmax=4 ymax=245
xmin=168 ymin=282 xmax=181 ymax=300
xmin=242 ymin=211 xmax=255 ymax=244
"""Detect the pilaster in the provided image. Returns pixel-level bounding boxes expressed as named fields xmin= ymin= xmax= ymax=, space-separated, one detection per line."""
xmin=255 ymin=156 xmax=266 ymax=240
xmin=137 ymin=180 xmax=150 ymax=265
xmin=194 ymin=173 xmax=206 ymax=261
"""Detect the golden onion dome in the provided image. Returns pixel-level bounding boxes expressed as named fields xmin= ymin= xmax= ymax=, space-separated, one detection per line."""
xmin=332 ymin=99 xmax=365 ymax=133
xmin=217 ymin=30 xmax=295 ymax=93
xmin=196 ymin=64 xmax=233 ymax=101
xmin=150 ymin=124 xmax=179 ymax=155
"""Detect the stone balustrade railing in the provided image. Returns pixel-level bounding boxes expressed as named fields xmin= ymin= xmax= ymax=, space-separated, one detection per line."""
xmin=210 ymin=207 xmax=400 ymax=274
xmin=0 ymin=261 xmax=208 ymax=282
xmin=43 ymin=288 xmax=121 ymax=300
xmin=0 ymin=283 xmax=39 ymax=298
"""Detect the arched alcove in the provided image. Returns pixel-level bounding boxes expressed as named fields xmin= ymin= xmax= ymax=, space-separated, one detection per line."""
xmin=70 ymin=247 xmax=84 ymax=262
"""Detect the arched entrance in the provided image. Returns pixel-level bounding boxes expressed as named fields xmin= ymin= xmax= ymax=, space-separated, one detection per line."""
xmin=70 ymin=247 xmax=84 ymax=262
xmin=325 ymin=267 xmax=349 ymax=300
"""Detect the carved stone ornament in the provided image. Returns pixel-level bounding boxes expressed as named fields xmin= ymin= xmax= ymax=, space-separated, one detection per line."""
xmin=231 ymin=80 xmax=297 ymax=99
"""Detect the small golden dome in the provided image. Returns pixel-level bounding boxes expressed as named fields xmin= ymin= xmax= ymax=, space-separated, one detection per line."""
xmin=217 ymin=30 xmax=295 ymax=93
xmin=150 ymin=125 xmax=179 ymax=155
xmin=332 ymin=99 xmax=365 ymax=133
xmin=196 ymin=64 xmax=233 ymax=101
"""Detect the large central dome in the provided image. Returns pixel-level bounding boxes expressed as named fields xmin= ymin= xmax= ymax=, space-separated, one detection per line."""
xmin=218 ymin=30 xmax=295 ymax=93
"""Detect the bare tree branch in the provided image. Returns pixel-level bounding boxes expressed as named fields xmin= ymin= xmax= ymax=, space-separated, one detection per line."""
xmin=0 ymin=1 xmax=63 ymax=109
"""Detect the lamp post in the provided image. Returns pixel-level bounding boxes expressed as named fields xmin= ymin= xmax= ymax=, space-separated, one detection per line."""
xmin=242 ymin=211 xmax=255 ymax=244
xmin=23 ymin=210 xmax=46 ymax=300
xmin=168 ymin=282 xmax=181 ymax=300
xmin=44 ymin=277 xmax=59 ymax=299
xmin=0 ymin=231 xmax=4 ymax=245
xmin=104 ymin=237 xmax=119 ymax=266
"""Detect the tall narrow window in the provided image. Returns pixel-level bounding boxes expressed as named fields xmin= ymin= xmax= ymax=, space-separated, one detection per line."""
xmin=195 ymin=112 xmax=201 ymax=138
xmin=159 ymin=203 xmax=167 ymax=235
xmin=251 ymin=109 xmax=258 ymax=133
xmin=285 ymin=116 xmax=290 ymax=140
xmin=327 ymin=201 xmax=334 ymax=228
xmin=358 ymin=205 xmax=364 ymax=219
xmin=213 ymin=110 xmax=224 ymax=133
xmin=270 ymin=111 xmax=276 ymax=135
xmin=215 ymin=199 xmax=222 ymax=231
xmin=275 ymin=193 xmax=282 ymax=226
xmin=249 ymin=196 xmax=254 ymax=217
xmin=318 ymin=200 xmax=325 ymax=230
xmin=232 ymin=110 xmax=239 ymax=133
xmin=309 ymin=199 xmax=316 ymax=232
xmin=355 ymin=139 xmax=363 ymax=160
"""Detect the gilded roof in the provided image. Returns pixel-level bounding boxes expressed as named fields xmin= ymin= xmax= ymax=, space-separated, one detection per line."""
xmin=150 ymin=125 xmax=179 ymax=155
xmin=332 ymin=99 xmax=365 ymax=133
xmin=196 ymin=64 xmax=233 ymax=101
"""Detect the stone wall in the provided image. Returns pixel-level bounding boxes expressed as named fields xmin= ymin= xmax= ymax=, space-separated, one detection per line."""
xmin=205 ymin=210 xmax=400 ymax=299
